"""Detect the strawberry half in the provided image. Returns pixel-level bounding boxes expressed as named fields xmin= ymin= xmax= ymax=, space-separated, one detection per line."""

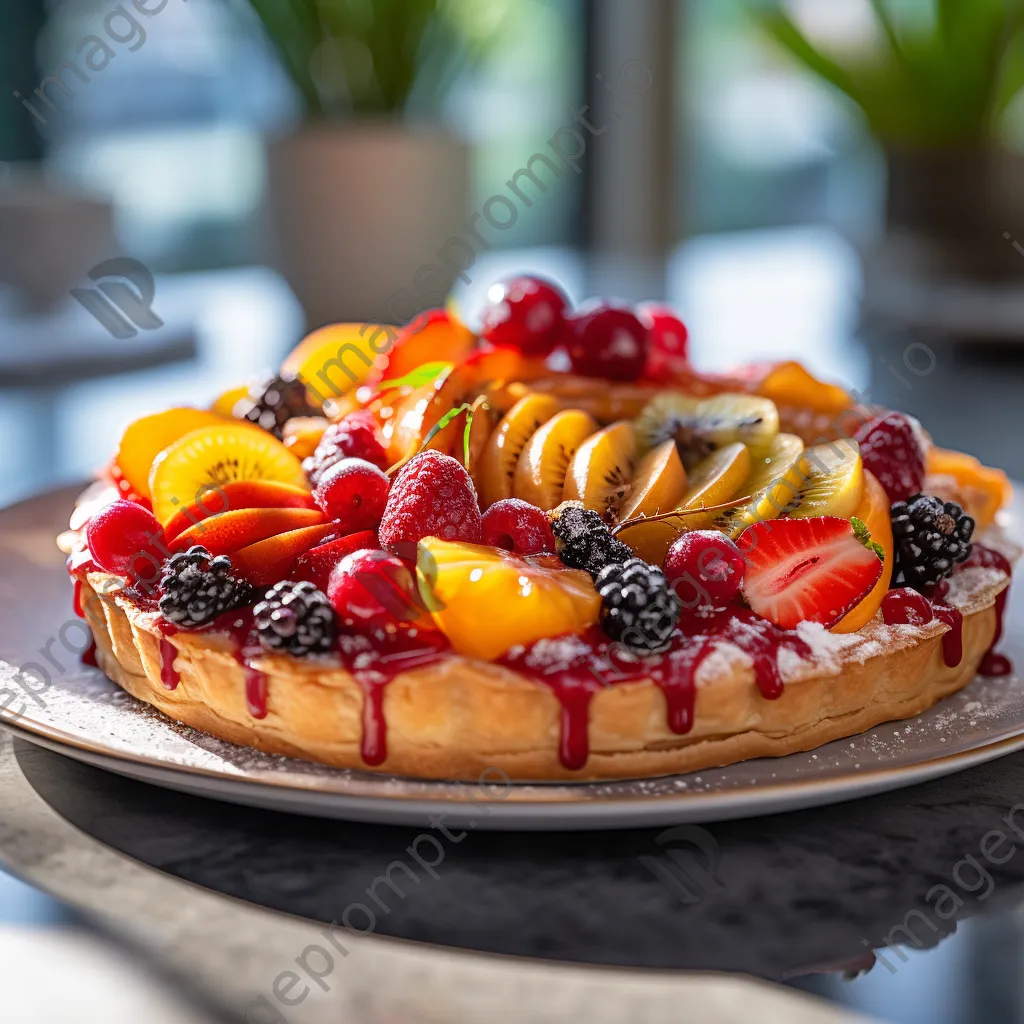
xmin=737 ymin=516 xmax=884 ymax=630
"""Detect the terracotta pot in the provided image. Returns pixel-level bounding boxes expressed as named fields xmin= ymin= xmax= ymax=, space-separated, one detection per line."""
xmin=267 ymin=125 xmax=470 ymax=329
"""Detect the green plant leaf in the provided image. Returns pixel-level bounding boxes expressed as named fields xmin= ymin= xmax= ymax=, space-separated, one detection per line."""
xmin=419 ymin=403 xmax=471 ymax=450
xmin=379 ymin=362 xmax=453 ymax=392
xmin=462 ymin=405 xmax=474 ymax=467
xmin=851 ymin=516 xmax=885 ymax=561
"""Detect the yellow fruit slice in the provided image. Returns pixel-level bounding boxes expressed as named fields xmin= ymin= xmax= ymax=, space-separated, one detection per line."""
xmin=760 ymin=438 xmax=863 ymax=523
xmin=562 ymin=421 xmax=637 ymax=520
xmin=634 ymin=393 xmax=779 ymax=460
xmin=832 ymin=470 xmax=894 ymax=633
xmin=617 ymin=439 xmax=688 ymax=523
xmin=209 ymin=385 xmax=250 ymax=419
xmin=417 ymin=539 xmax=600 ymax=660
xmin=478 ymin=393 xmax=561 ymax=508
xmin=149 ymin=423 xmax=308 ymax=525
xmin=115 ymin=408 xmax=226 ymax=501
xmin=617 ymin=442 xmax=751 ymax=565
xmin=513 ymin=409 xmax=599 ymax=512
xmin=284 ymin=323 xmax=384 ymax=403
xmin=715 ymin=433 xmax=805 ymax=537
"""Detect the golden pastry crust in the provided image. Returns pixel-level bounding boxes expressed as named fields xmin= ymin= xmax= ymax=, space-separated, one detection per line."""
xmin=73 ymin=563 xmax=1008 ymax=782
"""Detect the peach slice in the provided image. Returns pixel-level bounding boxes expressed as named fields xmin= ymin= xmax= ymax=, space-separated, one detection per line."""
xmin=229 ymin=523 xmax=337 ymax=586
xmin=378 ymin=310 xmax=476 ymax=382
xmin=513 ymin=409 xmax=599 ymax=511
xmin=926 ymin=446 xmax=1012 ymax=531
xmin=209 ymin=385 xmax=250 ymax=419
xmin=163 ymin=480 xmax=318 ymax=544
xmin=752 ymin=360 xmax=852 ymax=418
xmin=115 ymin=408 xmax=225 ymax=501
xmin=832 ymin=470 xmax=894 ymax=633
xmin=284 ymin=323 xmax=385 ymax=403
xmin=282 ymin=416 xmax=329 ymax=460
xmin=169 ymin=507 xmax=325 ymax=555
xmin=616 ymin=439 xmax=688 ymax=525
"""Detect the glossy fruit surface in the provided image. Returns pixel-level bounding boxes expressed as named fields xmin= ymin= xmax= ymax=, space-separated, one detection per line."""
xmin=562 ymin=421 xmax=637 ymax=520
xmin=738 ymin=515 xmax=884 ymax=630
xmin=480 ymin=498 xmax=556 ymax=555
xmin=757 ymin=439 xmax=863 ymax=524
xmin=478 ymin=393 xmax=561 ymax=508
xmin=853 ymin=411 xmax=926 ymax=503
xmin=513 ymin=408 xmax=598 ymax=511
xmin=927 ymin=446 xmax=1011 ymax=531
xmin=616 ymin=439 xmax=688 ymax=526
xmin=313 ymin=458 xmax=390 ymax=532
xmin=229 ymin=523 xmax=336 ymax=587
xmin=168 ymin=506 xmax=325 ymax=555
xmin=881 ymin=587 xmax=933 ymax=627
xmin=115 ymin=408 xmax=225 ymax=501
xmin=832 ymin=470 xmax=895 ymax=633
xmin=86 ymin=500 xmax=165 ymax=579
xmin=417 ymin=539 xmax=600 ymax=660
xmin=565 ymin=302 xmax=650 ymax=381
xmin=480 ymin=276 xmax=569 ymax=355
xmin=328 ymin=548 xmax=424 ymax=631
xmin=664 ymin=531 xmax=745 ymax=608
xmin=292 ymin=530 xmax=380 ymax=591
xmin=381 ymin=310 xmax=476 ymax=382
xmin=282 ymin=323 xmax=382 ymax=401
xmin=639 ymin=304 xmax=689 ymax=382
xmin=148 ymin=423 xmax=308 ymax=525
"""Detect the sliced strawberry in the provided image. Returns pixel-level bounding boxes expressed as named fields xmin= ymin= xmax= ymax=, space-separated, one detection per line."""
xmin=737 ymin=516 xmax=884 ymax=630
xmin=292 ymin=530 xmax=380 ymax=591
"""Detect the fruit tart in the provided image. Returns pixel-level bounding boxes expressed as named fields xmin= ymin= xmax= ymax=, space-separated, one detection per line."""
xmin=59 ymin=276 xmax=1016 ymax=781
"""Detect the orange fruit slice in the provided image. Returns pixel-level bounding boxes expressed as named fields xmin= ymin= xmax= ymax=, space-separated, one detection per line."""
xmin=832 ymin=469 xmax=894 ymax=633
xmin=149 ymin=423 xmax=308 ymax=526
xmin=209 ymin=385 xmax=250 ymax=419
xmin=283 ymin=323 xmax=384 ymax=403
xmin=115 ymin=408 xmax=225 ymax=501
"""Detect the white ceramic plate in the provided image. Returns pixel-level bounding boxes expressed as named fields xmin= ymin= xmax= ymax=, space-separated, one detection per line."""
xmin=2 ymin=486 xmax=1023 ymax=831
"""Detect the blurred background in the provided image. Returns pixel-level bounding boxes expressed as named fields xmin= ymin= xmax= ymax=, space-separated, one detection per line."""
xmin=2 ymin=1 xmax=1024 ymax=1020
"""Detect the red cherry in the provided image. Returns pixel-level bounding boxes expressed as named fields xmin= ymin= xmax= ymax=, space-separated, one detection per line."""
xmin=313 ymin=458 xmax=390 ymax=532
xmin=565 ymin=301 xmax=650 ymax=381
xmin=881 ymin=587 xmax=934 ymax=627
xmin=664 ymin=530 xmax=745 ymax=609
xmin=293 ymin=530 xmax=380 ymax=591
xmin=327 ymin=548 xmax=423 ymax=631
xmin=86 ymin=500 xmax=167 ymax=586
xmin=638 ymin=304 xmax=689 ymax=382
xmin=480 ymin=275 xmax=569 ymax=355
xmin=481 ymin=498 xmax=556 ymax=555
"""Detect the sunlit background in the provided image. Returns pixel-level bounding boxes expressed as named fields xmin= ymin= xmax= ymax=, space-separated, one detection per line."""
xmin=3 ymin=1 xmax=1024 ymax=1020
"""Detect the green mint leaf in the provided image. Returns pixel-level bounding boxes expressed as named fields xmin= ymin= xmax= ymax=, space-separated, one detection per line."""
xmin=851 ymin=516 xmax=884 ymax=561
xmin=462 ymin=405 xmax=475 ymax=467
xmin=378 ymin=362 xmax=453 ymax=392
xmin=419 ymin=403 xmax=471 ymax=451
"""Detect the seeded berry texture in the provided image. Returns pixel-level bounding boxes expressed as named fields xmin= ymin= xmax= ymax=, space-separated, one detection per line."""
xmin=853 ymin=412 xmax=926 ymax=503
xmin=891 ymin=494 xmax=974 ymax=591
xmin=304 ymin=411 xmax=388 ymax=486
xmin=550 ymin=503 xmax=633 ymax=576
xmin=254 ymin=580 xmax=336 ymax=655
xmin=378 ymin=450 xmax=483 ymax=549
xmin=159 ymin=546 xmax=253 ymax=629
xmin=481 ymin=498 xmax=556 ymax=555
xmin=595 ymin=558 xmax=682 ymax=652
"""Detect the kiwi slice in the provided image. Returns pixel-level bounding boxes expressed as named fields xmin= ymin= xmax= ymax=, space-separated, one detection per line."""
xmin=513 ymin=409 xmax=599 ymax=511
xmin=715 ymin=433 xmax=804 ymax=537
xmin=477 ymin=393 xmax=561 ymax=508
xmin=563 ymin=421 xmax=637 ymax=520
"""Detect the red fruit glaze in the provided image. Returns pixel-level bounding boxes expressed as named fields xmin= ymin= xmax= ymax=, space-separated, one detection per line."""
xmin=312 ymin=457 xmax=390 ymax=532
xmin=86 ymin=500 xmax=167 ymax=581
xmin=304 ymin=410 xmax=388 ymax=484
xmin=565 ymin=301 xmax=651 ymax=382
xmin=963 ymin=544 xmax=1014 ymax=675
xmin=378 ymin=450 xmax=483 ymax=549
xmin=664 ymin=531 xmax=745 ymax=607
xmin=738 ymin=516 xmax=884 ymax=630
xmin=638 ymin=304 xmax=689 ymax=382
xmin=327 ymin=549 xmax=424 ymax=631
xmin=159 ymin=638 xmax=180 ymax=690
xmin=480 ymin=275 xmax=569 ymax=355
xmin=853 ymin=412 xmax=926 ymax=503
xmin=881 ymin=587 xmax=933 ymax=627
xmin=480 ymin=498 xmax=556 ymax=555
xmin=293 ymin=530 xmax=379 ymax=591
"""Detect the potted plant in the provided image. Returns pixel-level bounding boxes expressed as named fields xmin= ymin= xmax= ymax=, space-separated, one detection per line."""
xmin=247 ymin=0 xmax=508 ymax=328
xmin=748 ymin=0 xmax=1024 ymax=327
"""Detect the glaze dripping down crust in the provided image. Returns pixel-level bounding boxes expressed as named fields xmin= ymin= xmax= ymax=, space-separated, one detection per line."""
xmin=71 ymin=561 xmax=1008 ymax=782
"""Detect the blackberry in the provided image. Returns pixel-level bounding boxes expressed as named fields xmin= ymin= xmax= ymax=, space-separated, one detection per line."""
xmin=159 ymin=546 xmax=254 ymax=629
xmin=891 ymin=494 xmax=974 ymax=591
xmin=254 ymin=581 xmax=336 ymax=656
xmin=237 ymin=374 xmax=318 ymax=439
xmin=550 ymin=504 xmax=633 ymax=576
xmin=595 ymin=558 xmax=682 ymax=653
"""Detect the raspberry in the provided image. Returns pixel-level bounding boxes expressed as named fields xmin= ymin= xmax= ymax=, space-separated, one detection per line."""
xmin=378 ymin=450 xmax=483 ymax=549
xmin=481 ymin=498 xmax=556 ymax=555
xmin=663 ymin=531 xmax=745 ymax=608
xmin=853 ymin=412 xmax=926 ymax=503
xmin=293 ymin=530 xmax=379 ymax=591
xmin=327 ymin=548 xmax=423 ymax=630
xmin=312 ymin=458 xmax=390 ymax=532
xmin=304 ymin=411 xmax=388 ymax=486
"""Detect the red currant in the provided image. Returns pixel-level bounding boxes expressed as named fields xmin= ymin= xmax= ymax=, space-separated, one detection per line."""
xmin=313 ymin=458 xmax=390 ymax=532
xmin=327 ymin=548 xmax=423 ymax=630
xmin=664 ymin=531 xmax=745 ymax=608
xmin=480 ymin=275 xmax=569 ymax=356
xmin=481 ymin=498 xmax=556 ymax=555
xmin=565 ymin=301 xmax=650 ymax=381
xmin=638 ymin=304 xmax=689 ymax=382
xmin=86 ymin=500 xmax=167 ymax=582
